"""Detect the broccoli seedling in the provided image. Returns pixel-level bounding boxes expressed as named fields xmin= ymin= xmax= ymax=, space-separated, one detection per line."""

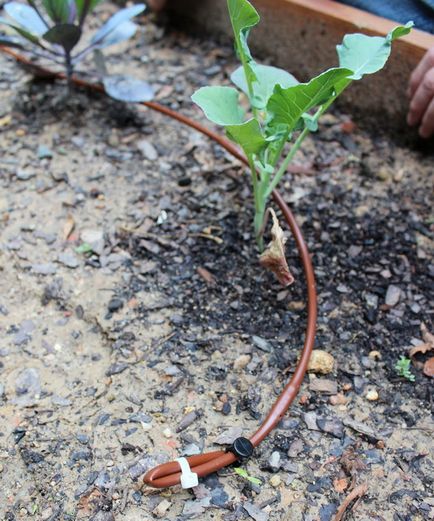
xmin=192 ymin=0 xmax=412 ymax=284
xmin=0 ymin=0 xmax=153 ymax=101
xmin=395 ymin=356 xmax=415 ymax=382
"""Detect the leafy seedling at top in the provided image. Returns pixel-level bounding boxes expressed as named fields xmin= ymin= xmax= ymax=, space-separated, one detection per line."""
xmin=0 ymin=0 xmax=154 ymax=102
xmin=395 ymin=356 xmax=415 ymax=382
xmin=192 ymin=0 xmax=412 ymax=285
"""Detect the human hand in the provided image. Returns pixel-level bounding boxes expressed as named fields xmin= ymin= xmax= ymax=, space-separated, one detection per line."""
xmin=407 ymin=47 xmax=434 ymax=138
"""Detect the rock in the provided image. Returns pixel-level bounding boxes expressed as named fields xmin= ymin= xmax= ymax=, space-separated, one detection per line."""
xmin=153 ymin=499 xmax=171 ymax=518
xmin=319 ymin=503 xmax=338 ymax=521
xmin=269 ymin=474 xmax=281 ymax=487
xmin=13 ymin=320 xmax=35 ymax=346
xmin=80 ymin=229 xmax=104 ymax=256
xmin=137 ymin=139 xmax=158 ymax=160
xmin=106 ymin=363 xmax=128 ymax=376
xmin=329 ymin=393 xmax=348 ymax=406
xmin=37 ymin=144 xmax=53 ymax=159
xmin=182 ymin=443 xmax=200 ymax=456
xmin=31 ymin=263 xmax=57 ymax=275
xmin=210 ymin=485 xmax=229 ymax=507
xmin=252 ymin=335 xmax=272 ymax=352
xmin=268 ymin=451 xmax=281 ymax=472
xmin=385 ymin=285 xmax=401 ymax=306
xmin=16 ymin=170 xmax=36 ymax=181
xmin=14 ymin=368 xmax=41 ymax=406
xmin=213 ymin=427 xmax=243 ymax=445
xmin=51 ymin=395 xmax=71 ymax=406
xmin=309 ymin=378 xmax=337 ymax=395
xmin=164 ymin=365 xmax=182 ymax=376
xmin=366 ymin=389 xmax=379 ymax=401
xmin=128 ymin=455 xmax=165 ymax=480
xmin=108 ymin=298 xmax=124 ymax=313
xmin=308 ymin=350 xmax=335 ymax=375
xmin=316 ymin=417 xmax=344 ymax=438
xmin=176 ymin=410 xmax=201 ymax=432
xmin=303 ymin=412 xmax=319 ymax=431
xmin=234 ymin=354 xmax=251 ymax=371
xmin=58 ymin=251 xmax=79 ymax=268
xmin=288 ymin=439 xmax=304 ymax=458
xmin=183 ymin=497 xmax=211 ymax=516
xmin=244 ymin=501 xmax=269 ymax=521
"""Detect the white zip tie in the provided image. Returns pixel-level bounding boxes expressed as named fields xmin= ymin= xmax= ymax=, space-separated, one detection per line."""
xmin=175 ymin=457 xmax=199 ymax=489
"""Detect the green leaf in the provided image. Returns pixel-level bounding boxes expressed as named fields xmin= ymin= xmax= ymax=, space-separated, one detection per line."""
xmin=0 ymin=33 xmax=26 ymax=48
xmin=90 ymin=4 xmax=145 ymax=46
xmin=267 ymin=67 xmax=352 ymax=131
xmin=4 ymin=2 xmax=47 ymax=36
xmin=75 ymin=0 xmax=102 ymax=19
xmin=234 ymin=467 xmax=262 ymax=486
xmin=231 ymin=63 xmax=298 ymax=109
xmin=226 ymin=118 xmax=267 ymax=155
xmin=0 ymin=15 xmax=40 ymax=44
xmin=337 ymin=22 xmax=413 ymax=80
xmin=92 ymin=20 xmax=138 ymax=49
xmin=43 ymin=23 xmax=81 ymax=52
xmin=42 ymin=0 xmax=69 ymax=23
xmin=227 ymin=0 xmax=259 ymax=58
xmin=75 ymin=242 xmax=93 ymax=254
xmin=191 ymin=86 xmax=244 ymax=126
xmin=103 ymin=74 xmax=154 ymax=102
xmin=227 ymin=0 xmax=259 ymax=87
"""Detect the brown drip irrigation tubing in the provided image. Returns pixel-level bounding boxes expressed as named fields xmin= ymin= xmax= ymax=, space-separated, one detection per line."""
xmin=0 ymin=46 xmax=318 ymax=489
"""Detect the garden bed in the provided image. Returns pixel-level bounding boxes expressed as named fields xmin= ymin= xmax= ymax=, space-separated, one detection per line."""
xmin=0 ymin=6 xmax=433 ymax=521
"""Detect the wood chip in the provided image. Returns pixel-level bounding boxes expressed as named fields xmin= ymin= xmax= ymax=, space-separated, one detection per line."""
xmin=63 ymin=215 xmax=75 ymax=241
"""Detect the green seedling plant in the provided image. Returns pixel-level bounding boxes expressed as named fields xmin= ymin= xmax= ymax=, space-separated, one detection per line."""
xmin=234 ymin=467 xmax=262 ymax=486
xmin=0 ymin=0 xmax=154 ymax=101
xmin=395 ymin=356 xmax=415 ymax=382
xmin=192 ymin=0 xmax=412 ymax=285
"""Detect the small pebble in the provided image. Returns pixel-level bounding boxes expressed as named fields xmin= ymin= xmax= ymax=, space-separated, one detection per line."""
xmin=385 ymin=285 xmax=401 ymax=307
xmin=308 ymin=350 xmax=335 ymax=375
xmin=366 ymin=389 xmax=379 ymax=401
xmin=269 ymin=475 xmax=281 ymax=488
xmin=233 ymin=354 xmax=251 ymax=371
xmin=153 ymin=499 xmax=171 ymax=518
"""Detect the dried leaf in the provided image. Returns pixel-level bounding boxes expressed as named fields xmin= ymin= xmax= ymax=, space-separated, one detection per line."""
xmin=63 ymin=215 xmax=75 ymax=241
xmin=423 ymin=357 xmax=434 ymax=377
xmin=409 ymin=342 xmax=433 ymax=358
xmin=409 ymin=324 xmax=434 ymax=358
xmin=197 ymin=266 xmax=216 ymax=286
xmin=259 ymin=208 xmax=294 ymax=286
xmin=333 ymin=477 xmax=348 ymax=493
xmin=421 ymin=323 xmax=434 ymax=346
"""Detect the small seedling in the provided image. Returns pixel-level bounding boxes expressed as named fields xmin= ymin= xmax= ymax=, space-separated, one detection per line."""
xmin=395 ymin=356 xmax=415 ymax=382
xmin=0 ymin=0 xmax=153 ymax=101
xmin=192 ymin=0 xmax=412 ymax=284
xmin=234 ymin=467 xmax=262 ymax=486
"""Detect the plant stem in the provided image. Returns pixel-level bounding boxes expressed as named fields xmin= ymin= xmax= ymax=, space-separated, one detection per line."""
xmin=247 ymin=154 xmax=265 ymax=250
xmin=266 ymin=126 xmax=310 ymax=198
xmin=65 ymin=51 xmax=73 ymax=92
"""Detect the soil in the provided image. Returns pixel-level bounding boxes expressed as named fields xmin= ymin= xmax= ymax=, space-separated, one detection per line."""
xmin=0 ymin=6 xmax=433 ymax=521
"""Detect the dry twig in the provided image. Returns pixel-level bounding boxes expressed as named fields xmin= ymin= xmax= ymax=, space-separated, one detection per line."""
xmin=333 ymin=482 xmax=369 ymax=521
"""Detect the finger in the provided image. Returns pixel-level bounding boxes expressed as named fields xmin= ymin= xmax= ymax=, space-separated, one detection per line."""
xmin=407 ymin=68 xmax=434 ymax=126
xmin=419 ymin=96 xmax=434 ymax=138
xmin=408 ymin=47 xmax=434 ymax=99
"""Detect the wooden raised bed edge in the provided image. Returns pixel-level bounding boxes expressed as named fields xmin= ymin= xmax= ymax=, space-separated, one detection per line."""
xmin=166 ymin=0 xmax=434 ymax=134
